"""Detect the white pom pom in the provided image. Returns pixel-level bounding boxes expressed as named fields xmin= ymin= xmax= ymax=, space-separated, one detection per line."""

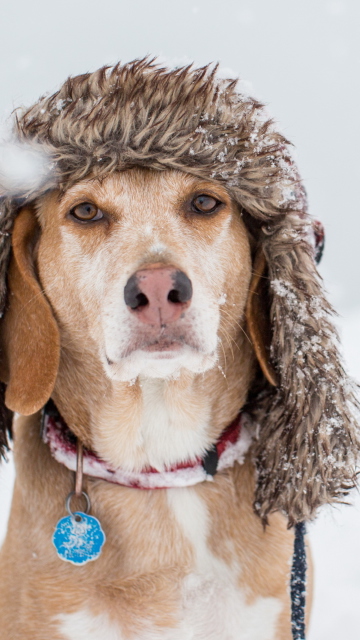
xmin=0 ymin=141 xmax=51 ymax=195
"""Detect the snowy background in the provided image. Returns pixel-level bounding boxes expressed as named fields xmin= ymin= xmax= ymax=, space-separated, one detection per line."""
xmin=0 ymin=0 xmax=359 ymax=637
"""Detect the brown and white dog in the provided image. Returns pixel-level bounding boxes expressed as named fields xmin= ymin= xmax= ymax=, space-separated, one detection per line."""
xmin=0 ymin=60 xmax=357 ymax=640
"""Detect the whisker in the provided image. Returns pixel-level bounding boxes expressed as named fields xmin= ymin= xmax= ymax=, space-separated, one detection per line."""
xmin=218 ymin=326 xmax=235 ymax=361
xmin=220 ymin=307 xmax=252 ymax=346
xmin=217 ymin=335 xmax=227 ymax=370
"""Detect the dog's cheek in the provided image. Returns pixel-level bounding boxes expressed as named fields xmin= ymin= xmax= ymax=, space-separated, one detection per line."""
xmin=101 ymin=297 xmax=135 ymax=364
xmin=37 ymin=227 xmax=107 ymax=346
xmin=186 ymin=212 xmax=252 ymax=321
xmin=222 ymin=217 xmax=253 ymax=321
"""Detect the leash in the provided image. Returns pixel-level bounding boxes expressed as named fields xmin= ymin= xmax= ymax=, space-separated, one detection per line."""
xmin=287 ymin=218 xmax=320 ymax=640
xmin=291 ymin=522 xmax=307 ymax=640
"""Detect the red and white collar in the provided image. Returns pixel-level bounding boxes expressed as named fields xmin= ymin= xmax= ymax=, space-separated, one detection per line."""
xmin=42 ymin=407 xmax=252 ymax=490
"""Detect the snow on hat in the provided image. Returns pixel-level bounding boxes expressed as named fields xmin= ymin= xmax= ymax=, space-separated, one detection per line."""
xmin=0 ymin=58 xmax=358 ymax=524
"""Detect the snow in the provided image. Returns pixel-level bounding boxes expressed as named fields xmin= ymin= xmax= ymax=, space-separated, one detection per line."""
xmin=328 ymin=1 xmax=347 ymax=16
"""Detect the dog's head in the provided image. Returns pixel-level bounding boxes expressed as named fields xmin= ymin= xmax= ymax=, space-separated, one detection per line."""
xmin=0 ymin=59 xmax=358 ymax=525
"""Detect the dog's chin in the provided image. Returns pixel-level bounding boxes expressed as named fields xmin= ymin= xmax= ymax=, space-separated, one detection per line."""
xmin=104 ymin=344 xmax=218 ymax=382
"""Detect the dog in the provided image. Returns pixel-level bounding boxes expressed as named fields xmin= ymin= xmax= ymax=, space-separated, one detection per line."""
xmin=0 ymin=60 xmax=358 ymax=640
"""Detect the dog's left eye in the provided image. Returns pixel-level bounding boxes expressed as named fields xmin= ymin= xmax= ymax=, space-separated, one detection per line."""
xmin=191 ymin=195 xmax=221 ymax=214
xmin=69 ymin=202 xmax=104 ymax=222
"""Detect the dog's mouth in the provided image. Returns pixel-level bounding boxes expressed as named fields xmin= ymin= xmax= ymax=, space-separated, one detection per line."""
xmin=104 ymin=334 xmax=218 ymax=381
xmin=142 ymin=340 xmax=183 ymax=353
xmin=106 ymin=337 xmax=195 ymax=365
xmin=103 ymin=310 xmax=219 ymax=379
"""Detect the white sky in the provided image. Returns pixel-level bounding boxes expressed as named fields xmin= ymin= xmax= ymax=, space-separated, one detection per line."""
xmin=1 ymin=0 xmax=359 ymax=314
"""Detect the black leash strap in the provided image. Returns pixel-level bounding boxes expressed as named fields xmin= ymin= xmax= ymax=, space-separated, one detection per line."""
xmin=291 ymin=521 xmax=307 ymax=640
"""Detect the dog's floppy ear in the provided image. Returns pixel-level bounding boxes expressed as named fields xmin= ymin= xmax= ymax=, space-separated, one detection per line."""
xmin=0 ymin=207 xmax=60 ymax=415
xmin=246 ymin=251 xmax=277 ymax=387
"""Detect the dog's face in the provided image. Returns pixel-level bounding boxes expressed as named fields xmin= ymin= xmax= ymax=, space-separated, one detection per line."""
xmin=35 ymin=168 xmax=253 ymax=382
xmin=2 ymin=167 xmax=265 ymax=470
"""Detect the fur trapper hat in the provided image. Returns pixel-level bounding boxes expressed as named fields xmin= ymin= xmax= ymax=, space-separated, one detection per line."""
xmin=0 ymin=58 xmax=358 ymax=525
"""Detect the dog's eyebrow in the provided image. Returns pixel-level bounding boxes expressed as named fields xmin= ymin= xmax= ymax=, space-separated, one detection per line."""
xmin=186 ymin=181 xmax=230 ymax=198
xmin=58 ymin=175 xmax=129 ymax=207
xmin=58 ymin=182 xmax=101 ymax=206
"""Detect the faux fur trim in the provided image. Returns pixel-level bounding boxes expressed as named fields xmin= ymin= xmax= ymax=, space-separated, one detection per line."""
xmin=0 ymin=58 xmax=358 ymax=523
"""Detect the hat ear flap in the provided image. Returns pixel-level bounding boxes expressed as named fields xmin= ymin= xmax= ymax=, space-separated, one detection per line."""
xmin=246 ymin=250 xmax=278 ymax=387
xmin=251 ymin=225 xmax=360 ymax=526
xmin=0 ymin=207 xmax=60 ymax=415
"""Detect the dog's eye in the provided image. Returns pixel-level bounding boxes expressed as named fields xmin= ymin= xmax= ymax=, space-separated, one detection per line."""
xmin=70 ymin=202 xmax=103 ymax=222
xmin=192 ymin=195 xmax=221 ymax=214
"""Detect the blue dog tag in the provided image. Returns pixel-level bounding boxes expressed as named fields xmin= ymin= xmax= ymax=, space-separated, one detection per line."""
xmin=53 ymin=512 xmax=106 ymax=565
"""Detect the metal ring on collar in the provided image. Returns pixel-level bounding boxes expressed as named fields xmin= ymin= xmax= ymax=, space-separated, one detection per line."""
xmin=65 ymin=490 xmax=91 ymax=518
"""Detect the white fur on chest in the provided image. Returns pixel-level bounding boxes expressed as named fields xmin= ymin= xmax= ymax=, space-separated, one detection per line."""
xmin=136 ymin=377 xmax=211 ymax=471
xmin=167 ymin=488 xmax=283 ymax=640
xmin=92 ymin=375 xmax=213 ymax=473
xmin=57 ymin=611 xmax=121 ymax=640
xmin=57 ymin=489 xmax=282 ymax=640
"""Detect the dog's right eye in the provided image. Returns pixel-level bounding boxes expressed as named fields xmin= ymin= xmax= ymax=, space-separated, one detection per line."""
xmin=69 ymin=202 xmax=104 ymax=222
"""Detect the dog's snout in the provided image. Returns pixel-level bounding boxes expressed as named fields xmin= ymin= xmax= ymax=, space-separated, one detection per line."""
xmin=124 ymin=265 xmax=192 ymax=325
